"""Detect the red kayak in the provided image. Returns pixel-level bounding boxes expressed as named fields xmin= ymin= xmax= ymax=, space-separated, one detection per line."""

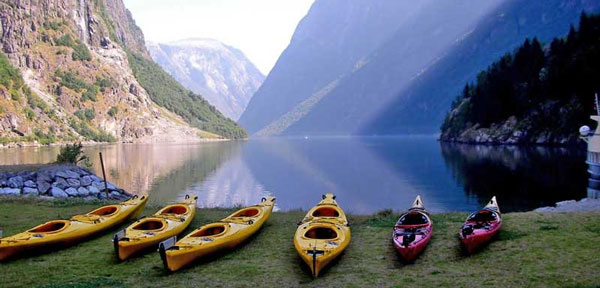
xmin=392 ymin=195 xmax=433 ymax=262
xmin=459 ymin=196 xmax=502 ymax=254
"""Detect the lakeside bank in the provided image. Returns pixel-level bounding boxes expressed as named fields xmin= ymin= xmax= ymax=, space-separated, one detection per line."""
xmin=0 ymin=197 xmax=598 ymax=287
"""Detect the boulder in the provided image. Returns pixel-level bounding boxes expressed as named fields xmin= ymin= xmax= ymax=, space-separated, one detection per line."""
xmin=53 ymin=177 xmax=70 ymax=189
xmin=7 ymin=176 xmax=23 ymax=188
xmin=17 ymin=171 xmax=36 ymax=181
xmin=80 ymin=176 xmax=93 ymax=186
xmin=89 ymin=175 xmax=102 ymax=182
xmin=24 ymin=180 xmax=36 ymax=188
xmin=556 ymin=200 xmax=576 ymax=207
xmin=65 ymin=187 xmax=78 ymax=197
xmin=23 ymin=187 xmax=39 ymax=196
xmin=36 ymin=180 xmax=51 ymax=194
xmin=87 ymin=185 xmax=100 ymax=195
xmin=36 ymin=171 xmax=53 ymax=182
xmin=56 ymin=170 xmax=80 ymax=179
xmin=0 ymin=188 xmax=20 ymax=195
xmin=75 ymin=168 xmax=90 ymax=176
xmin=51 ymin=187 xmax=68 ymax=198
xmin=66 ymin=178 xmax=81 ymax=188
xmin=92 ymin=181 xmax=106 ymax=191
xmin=77 ymin=187 xmax=89 ymax=197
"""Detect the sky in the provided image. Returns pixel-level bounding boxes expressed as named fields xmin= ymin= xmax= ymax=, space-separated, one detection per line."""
xmin=123 ymin=0 xmax=315 ymax=75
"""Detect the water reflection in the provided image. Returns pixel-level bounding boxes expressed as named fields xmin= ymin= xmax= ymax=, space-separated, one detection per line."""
xmin=0 ymin=137 xmax=588 ymax=213
xmin=440 ymin=143 xmax=587 ymax=211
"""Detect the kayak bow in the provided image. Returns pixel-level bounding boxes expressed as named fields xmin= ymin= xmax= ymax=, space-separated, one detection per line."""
xmin=459 ymin=196 xmax=502 ymax=254
xmin=392 ymin=195 xmax=433 ymax=262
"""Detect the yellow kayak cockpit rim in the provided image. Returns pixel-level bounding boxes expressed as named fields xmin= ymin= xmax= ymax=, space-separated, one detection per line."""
xmin=28 ymin=220 xmax=70 ymax=234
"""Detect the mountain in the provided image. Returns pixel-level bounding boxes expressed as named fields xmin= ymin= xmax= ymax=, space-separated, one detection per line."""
xmin=0 ymin=0 xmax=246 ymax=145
xmin=147 ymin=39 xmax=264 ymax=121
xmin=365 ymin=0 xmax=600 ymax=135
xmin=240 ymin=0 xmax=600 ymax=137
xmin=440 ymin=13 xmax=600 ymax=145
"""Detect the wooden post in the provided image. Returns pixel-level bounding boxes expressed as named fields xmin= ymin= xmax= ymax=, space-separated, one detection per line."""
xmin=99 ymin=152 xmax=109 ymax=199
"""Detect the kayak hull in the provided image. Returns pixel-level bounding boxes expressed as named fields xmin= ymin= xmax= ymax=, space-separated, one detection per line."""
xmin=392 ymin=196 xmax=433 ymax=262
xmin=0 ymin=195 xmax=148 ymax=261
xmin=115 ymin=195 xmax=197 ymax=260
xmin=160 ymin=196 xmax=275 ymax=272
xmin=294 ymin=193 xmax=350 ymax=278
xmin=459 ymin=196 xmax=502 ymax=254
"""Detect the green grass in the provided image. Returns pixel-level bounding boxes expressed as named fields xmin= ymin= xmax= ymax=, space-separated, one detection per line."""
xmin=0 ymin=197 xmax=598 ymax=287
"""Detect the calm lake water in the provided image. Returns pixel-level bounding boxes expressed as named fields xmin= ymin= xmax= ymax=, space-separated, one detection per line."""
xmin=0 ymin=136 xmax=588 ymax=214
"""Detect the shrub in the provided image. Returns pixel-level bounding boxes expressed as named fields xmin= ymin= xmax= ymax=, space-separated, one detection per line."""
xmin=81 ymin=85 xmax=98 ymax=102
xmin=107 ymin=106 xmax=118 ymax=117
xmin=55 ymin=142 xmax=91 ymax=167
xmin=84 ymin=108 xmax=95 ymax=121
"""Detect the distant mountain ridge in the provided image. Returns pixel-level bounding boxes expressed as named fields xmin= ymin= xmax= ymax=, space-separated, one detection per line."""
xmin=147 ymin=38 xmax=264 ymax=120
xmin=240 ymin=0 xmax=600 ymax=137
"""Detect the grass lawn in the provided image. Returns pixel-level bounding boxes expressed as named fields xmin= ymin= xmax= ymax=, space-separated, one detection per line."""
xmin=0 ymin=197 xmax=599 ymax=287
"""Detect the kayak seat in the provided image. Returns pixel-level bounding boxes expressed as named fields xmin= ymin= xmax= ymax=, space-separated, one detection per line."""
xmin=305 ymin=227 xmax=337 ymax=240
xmin=398 ymin=212 xmax=428 ymax=225
xmin=29 ymin=221 xmax=68 ymax=233
xmin=312 ymin=207 xmax=339 ymax=217
xmin=160 ymin=205 xmax=188 ymax=215
xmin=231 ymin=208 xmax=260 ymax=218
xmin=89 ymin=206 xmax=119 ymax=217
xmin=132 ymin=219 xmax=165 ymax=231
xmin=191 ymin=226 xmax=226 ymax=237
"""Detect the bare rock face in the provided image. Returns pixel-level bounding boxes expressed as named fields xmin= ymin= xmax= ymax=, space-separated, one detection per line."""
xmin=0 ymin=0 xmax=207 ymax=144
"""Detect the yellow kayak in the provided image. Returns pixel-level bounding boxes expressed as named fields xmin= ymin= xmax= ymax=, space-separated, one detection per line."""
xmin=294 ymin=193 xmax=351 ymax=277
xmin=0 ymin=195 xmax=148 ymax=261
xmin=159 ymin=196 xmax=276 ymax=272
xmin=114 ymin=195 xmax=197 ymax=260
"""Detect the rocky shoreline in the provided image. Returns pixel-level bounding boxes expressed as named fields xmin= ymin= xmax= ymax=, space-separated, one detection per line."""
xmin=440 ymin=116 xmax=580 ymax=146
xmin=0 ymin=164 xmax=131 ymax=201
xmin=534 ymin=198 xmax=600 ymax=212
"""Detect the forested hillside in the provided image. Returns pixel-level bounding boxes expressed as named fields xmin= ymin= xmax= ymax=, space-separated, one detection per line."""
xmin=440 ymin=13 xmax=600 ymax=145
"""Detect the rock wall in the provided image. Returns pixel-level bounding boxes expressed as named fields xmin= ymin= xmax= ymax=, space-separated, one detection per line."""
xmin=0 ymin=165 xmax=131 ymax=200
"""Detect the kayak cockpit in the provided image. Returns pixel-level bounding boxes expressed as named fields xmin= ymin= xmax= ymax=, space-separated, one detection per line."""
xmin=89 ymin=205 xmax=119 ymax=217
xmin=28 ymin=220 xmax=69 ymax=234
xmin=231 ymin=208 xmax=260 ymax=218
xmin=396 ymin=212 xmax=429 ymax=226
xmin=304 ymin=227 xmax=337 ymax=240
xmin=467 ymin=210 xmax=498 ymax=223
xmin=132 ymin=219 xmax=165 ymax=231
xmin=191 ymin=225 xmax=226 ymax=237
xmin=159 ymin=205 xmax=188 ymax=215
xmin=312 ymin=207 xmax=340 ymax=217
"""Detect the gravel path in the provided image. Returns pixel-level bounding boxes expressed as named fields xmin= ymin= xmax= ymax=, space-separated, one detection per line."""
xmin=534 ymin=198 xmax=600 ymax=212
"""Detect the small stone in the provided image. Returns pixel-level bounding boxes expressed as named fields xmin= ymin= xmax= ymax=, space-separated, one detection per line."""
xmin=77 ymin=187 xmax=89 ymax=197
xmin=534 ymin=206 xmax=555 ymax=212
xmin=0 ymin=188 xmax=20 ymax=195
xmin=24 ymin=180 xmax=36 ymax=188
xmin=80 ymin=176 xmax=93 ymax=186
xmin=98 ymin=192 xmax=107 ymax=200
xmin=54 ymin=177 xmax=70 ymax=190
xmin=37 ymin=180 xmax=51 ymax=194
xmin=83 ymin=196 xmax=97 ymax=201
xmin=106 ymin=182 xmax=118 ymax=190
xmin=66 ymin=178 xmax=81 ymax=188
xmin=23 ymin=187 xmax=39 ymax=196
xmin=556 ymin=200 xmax=576 ymax=207
xmin=51 ymin=187 xmax=68 ymax=198
xmin=8 ymin=176 xmax=23 ymax=188
xmin=65 ymin=187 xmax=78 ymax=197
xmin=38 ymin=195 xmax=55 ymax=201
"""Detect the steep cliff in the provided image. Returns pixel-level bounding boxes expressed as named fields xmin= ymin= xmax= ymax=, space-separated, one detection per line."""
xmin=147 ymin=38 xmax=264 ymax=121
xmin=0 ymin=0 xmax=244 ymax=145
